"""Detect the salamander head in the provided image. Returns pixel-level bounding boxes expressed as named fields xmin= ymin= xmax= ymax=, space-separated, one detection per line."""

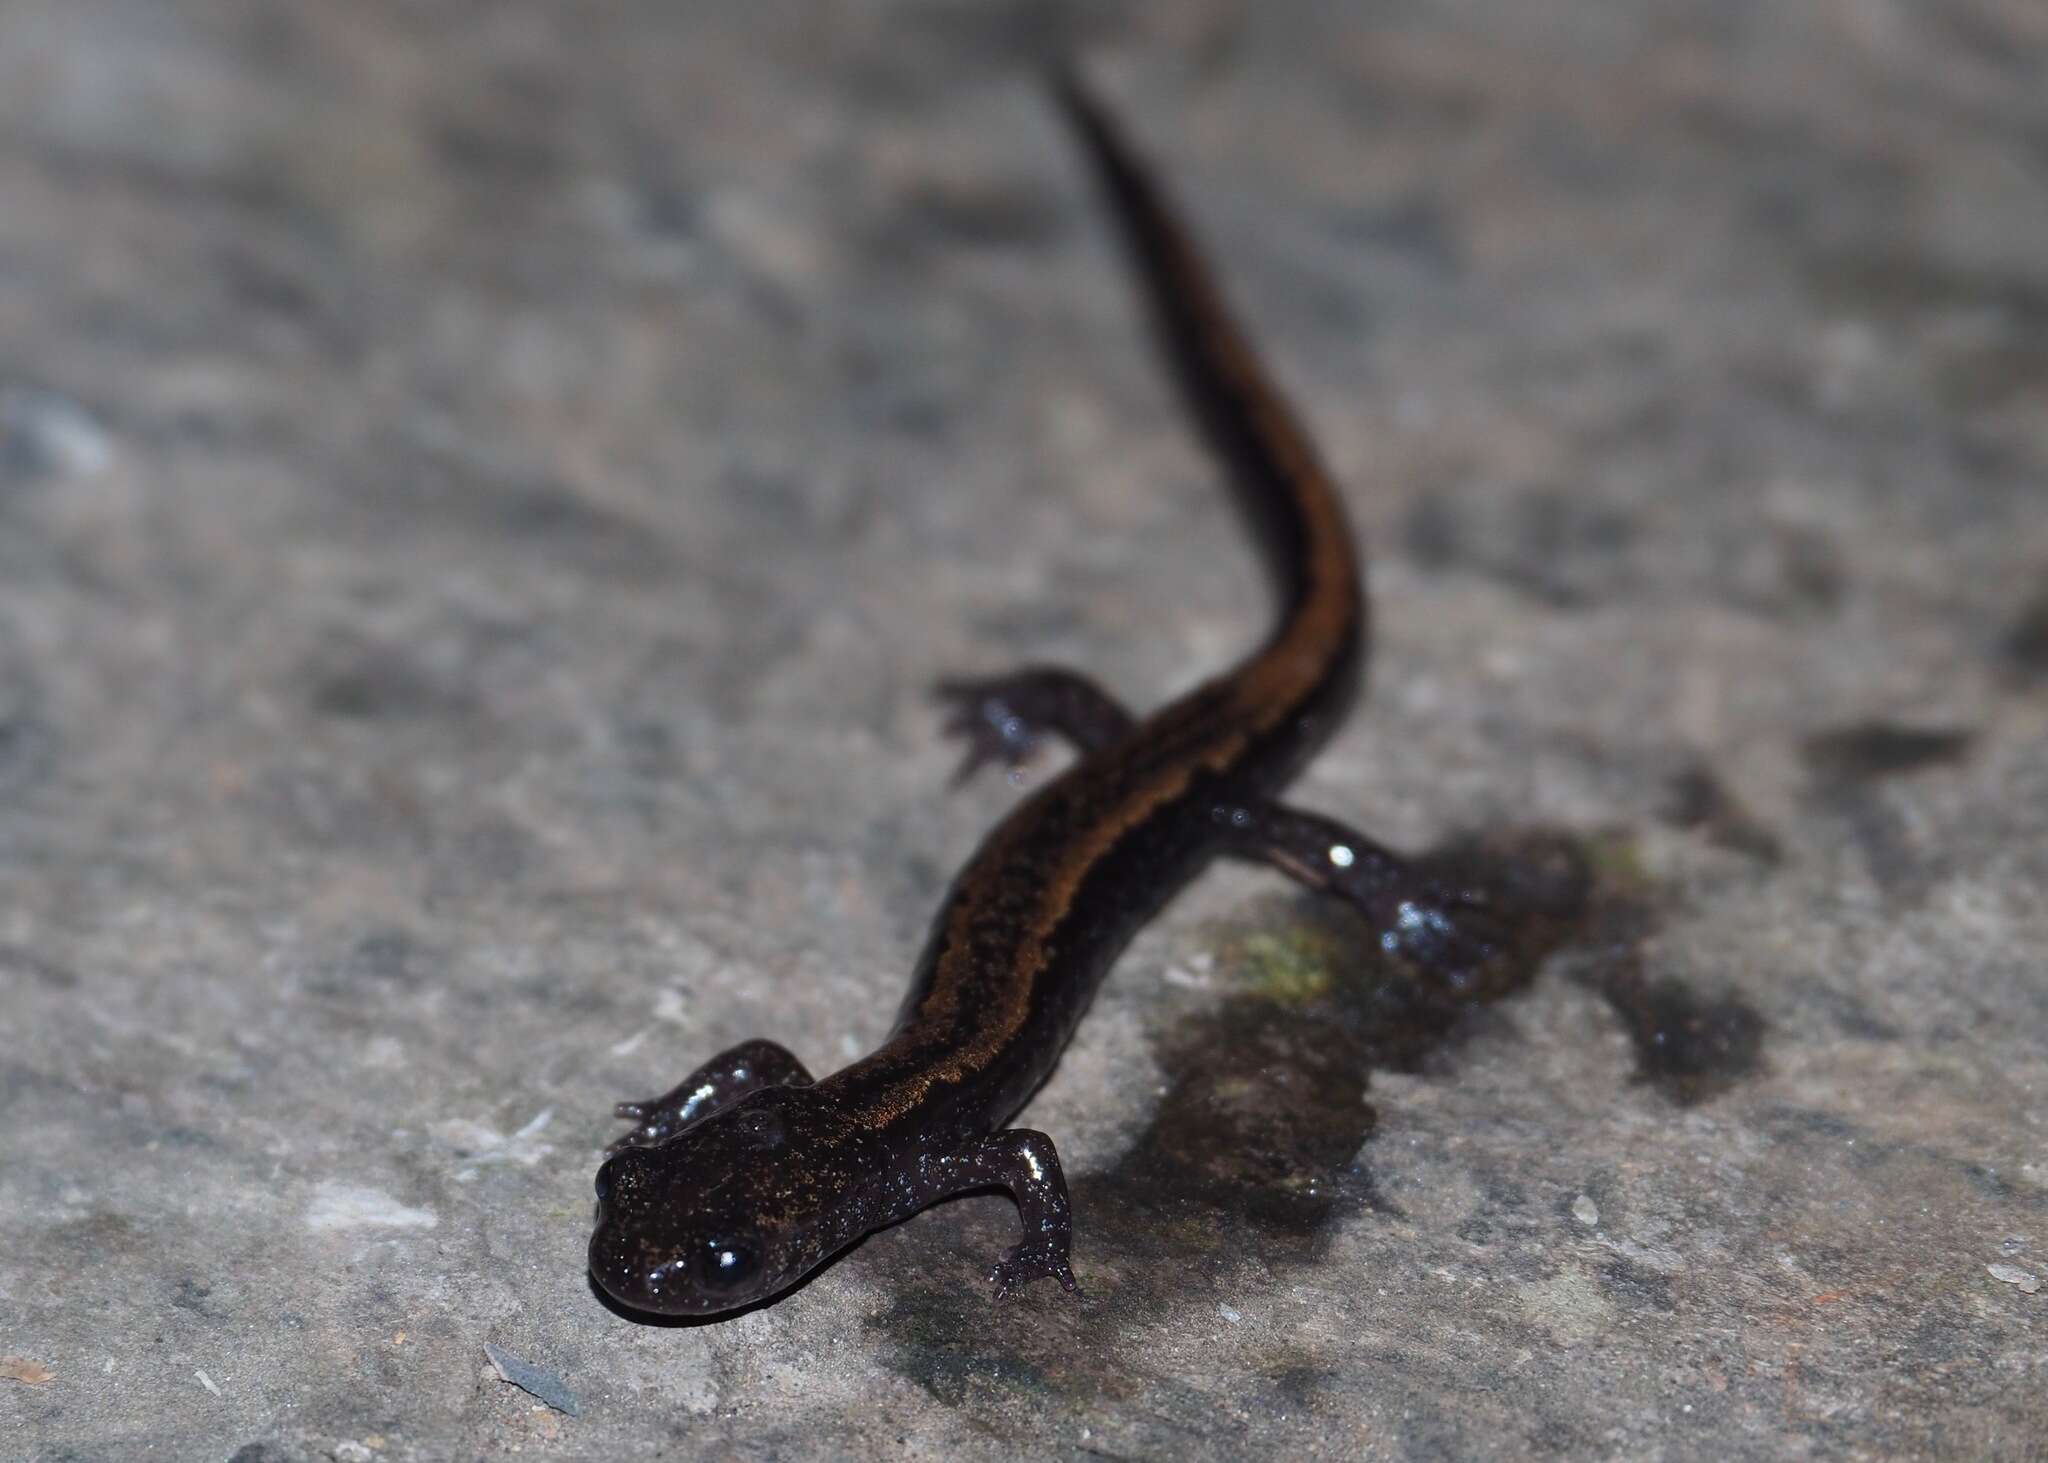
xmin=588 ymin=1085 xmax=876 ymax=1315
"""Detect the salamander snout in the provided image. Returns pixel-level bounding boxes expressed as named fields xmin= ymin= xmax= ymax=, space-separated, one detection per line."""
xmin=589 ymin=1086 xmax=874 ymax=1315
xmin=586 ymin=1126 xmax=792 ymax=1315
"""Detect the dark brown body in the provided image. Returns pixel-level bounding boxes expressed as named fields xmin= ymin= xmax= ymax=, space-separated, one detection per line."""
xmin=826 ymin=74 xmax=1364 ymax=1146
xmin=586 ymin=70 xmax=1497 ymax=1319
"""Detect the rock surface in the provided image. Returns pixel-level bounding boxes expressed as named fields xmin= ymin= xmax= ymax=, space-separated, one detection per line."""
xmin=4 ymin=2 xmax=2045 ymax=1458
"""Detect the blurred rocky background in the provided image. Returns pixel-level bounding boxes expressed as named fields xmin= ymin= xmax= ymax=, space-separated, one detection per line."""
xmin=3 ymin=2 xmax=2045 ymax=1457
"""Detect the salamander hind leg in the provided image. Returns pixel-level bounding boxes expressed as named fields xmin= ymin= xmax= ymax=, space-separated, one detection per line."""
xmin=933 ymin=666 xmax=1133 ymax=784
xmin=1224 ymin=803 xmax=1520 ymax=998
xmin=918 ymin=1128 xmax=1080 ymax=1300
xmin=606 ymin=1038 xmax=814 ymax=1154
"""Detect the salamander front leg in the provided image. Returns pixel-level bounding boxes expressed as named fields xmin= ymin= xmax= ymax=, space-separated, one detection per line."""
xmin=1223 ymin=803 xmax=1512 ymax=996
xmin=920 ymin=1128 xmax=1079 ymax=1299
xmin=934 ymin=666 xmax=1133 ymax=783
xmin=607 ymin=1039 xmax=814 ymax=1154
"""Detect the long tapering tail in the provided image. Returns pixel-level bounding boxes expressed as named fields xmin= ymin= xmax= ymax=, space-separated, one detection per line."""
xmin=1046 ymin=62 xmax=1364 ymax=661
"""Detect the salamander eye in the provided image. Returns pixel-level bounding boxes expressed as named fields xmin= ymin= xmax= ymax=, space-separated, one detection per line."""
xmin=594 ymin=1146 xmax=652 ymax=1205
xmin=737 ymin=1108 xmax=785 ymax=1148
xmin=698 ymin=1239 xmax=760 ymax=1294
xmin=594 ymin=1148 xmax=640 ymax=1204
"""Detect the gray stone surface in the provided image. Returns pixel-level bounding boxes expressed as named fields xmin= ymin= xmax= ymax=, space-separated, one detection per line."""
xmin=4 ymin=2 xmax=2046 ymax=1458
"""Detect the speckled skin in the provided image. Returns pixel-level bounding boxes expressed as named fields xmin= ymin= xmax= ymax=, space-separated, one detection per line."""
xmin=587 ymin=66 xmax=1505 ymax=1317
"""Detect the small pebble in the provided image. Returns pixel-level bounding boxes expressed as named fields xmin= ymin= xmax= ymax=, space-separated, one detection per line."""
xmin=1572 ymin=1195 xmax=1600 ymax=1227
xmin=484 ymin=1342 xmax=582 ymax=1416
xmin=1987 ymin=1263 xmax=2039 ymax=1295
xmin=0 ymin=385 xmax=112 ymax=482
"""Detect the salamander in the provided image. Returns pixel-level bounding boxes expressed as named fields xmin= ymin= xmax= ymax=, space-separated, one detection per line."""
xmin=587 ymin=64 xmax=1507 ymax=1316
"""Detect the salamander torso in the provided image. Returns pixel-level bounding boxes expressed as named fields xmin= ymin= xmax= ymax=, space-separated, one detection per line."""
xmin=588 ymin=66 xmax=1499 ymax=1316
